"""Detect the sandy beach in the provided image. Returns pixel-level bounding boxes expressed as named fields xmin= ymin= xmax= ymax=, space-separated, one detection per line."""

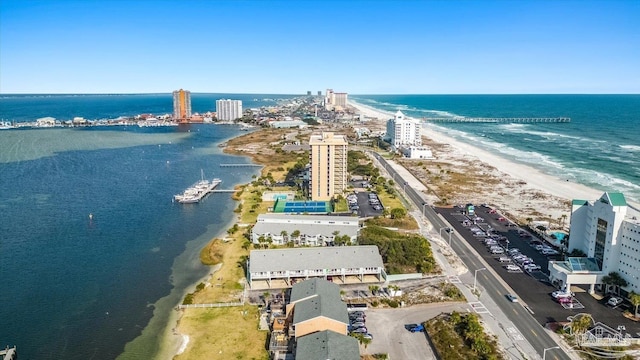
xmin=351 ymin=100 xmax=605 ymax=225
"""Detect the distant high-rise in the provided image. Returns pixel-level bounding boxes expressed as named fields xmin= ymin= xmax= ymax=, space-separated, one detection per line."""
xmin=317 ymin=91 xmax=322 ymax=96
xmin=307 ymin=90 xmax=312 ymax=96
xmin=309 ymin=132 xmax=348 ymax=201
xmin=172 ymin=89 xmax=192 ymax=120
xmin=215 ymin=99 xmax=243 ymax=121
xmin=324 ymin=89 xmax=348 ymax=110
xmin=385 ymin=110 xmax=421 ymax=148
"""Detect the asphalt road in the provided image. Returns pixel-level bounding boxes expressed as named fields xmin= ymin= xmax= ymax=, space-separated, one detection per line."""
xmin=371 ymin=152 xmax=572 ymax=360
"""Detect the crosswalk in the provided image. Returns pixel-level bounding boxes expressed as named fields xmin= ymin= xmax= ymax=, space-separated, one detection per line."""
xmin=506 ymin=326 xmax=525 ymax=341
xmin=469 ymin=301 xmax=491 ymax=314
xmin=448 ymin=275 xmax=462 ymax=284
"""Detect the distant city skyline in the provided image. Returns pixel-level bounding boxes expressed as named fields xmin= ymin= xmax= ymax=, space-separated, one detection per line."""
xmin=1 ymin=0 xmax=638 ymax=94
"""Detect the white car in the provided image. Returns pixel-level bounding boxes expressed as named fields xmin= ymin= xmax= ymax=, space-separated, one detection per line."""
xmin=608 ymin=297 xmax=623 ymax=306
xmin=551 ymin=290 xmax=573 ymax=299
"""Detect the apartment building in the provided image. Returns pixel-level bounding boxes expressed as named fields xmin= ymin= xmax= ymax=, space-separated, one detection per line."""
xmin=215 ymin=99 xmax=243 ymax=121
xmin=385 ymin=110 xmax=422 ymax=148
xmin=172 ymin=89 xmax=192 ymax=120
xmin=309 ymin=132 xmax=348 ymax=201
xmin=548 ymin=192 xmax=640 ymax=295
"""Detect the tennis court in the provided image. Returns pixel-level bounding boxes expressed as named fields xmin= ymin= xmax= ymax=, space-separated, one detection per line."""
xmin=273 ymin=199 xmax=333 ymax=213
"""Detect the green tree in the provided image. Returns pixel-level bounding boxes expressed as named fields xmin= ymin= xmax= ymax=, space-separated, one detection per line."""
xmin=629 ymin=291 xmax=640 ymax=317
xmin=280 ymin=230 xmax=288 ymax=243
xmin=570 ymin=313 xmax=593 ymax=335
xmin=390 ymin=208 xmax=407 ymax=219
xmin=602 ymin=272 xmax=628 ymax=296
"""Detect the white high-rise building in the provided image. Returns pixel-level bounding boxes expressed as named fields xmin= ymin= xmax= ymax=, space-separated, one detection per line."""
xmin=548 ymin=192 xmax=640 ymax=296
xmin=385 ymin=111 xmax=421 ymax=148
xmin=215 ymin=99 xmax=243 ymax=121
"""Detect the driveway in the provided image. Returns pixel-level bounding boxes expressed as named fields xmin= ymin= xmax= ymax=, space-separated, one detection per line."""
xmin=362 ymin=302 xmax=468 ymax=360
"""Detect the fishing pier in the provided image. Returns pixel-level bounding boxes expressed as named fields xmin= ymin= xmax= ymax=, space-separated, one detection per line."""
xmin=422 ymin=117 xmax=571 ymax=123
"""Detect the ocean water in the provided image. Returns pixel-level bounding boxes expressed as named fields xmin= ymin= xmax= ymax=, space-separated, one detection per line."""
xmin=353 ymin=95 xmax=640 ymax=203
xmin=0 ymin=93 xmax=292 ymax=359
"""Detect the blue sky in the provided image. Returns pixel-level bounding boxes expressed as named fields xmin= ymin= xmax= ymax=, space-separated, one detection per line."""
xmin=1 ymin=0 xmax=638 ymax=94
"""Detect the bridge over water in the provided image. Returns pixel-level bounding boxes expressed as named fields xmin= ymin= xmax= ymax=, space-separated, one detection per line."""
xmin=422 ymin=117 xmax=570 ymax=123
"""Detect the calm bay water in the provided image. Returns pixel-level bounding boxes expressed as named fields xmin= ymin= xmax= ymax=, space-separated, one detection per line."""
xmin=0 ymin=93 xmax=294 ymax=359
xmin=354 ymin=95 xmax=640 ymax=203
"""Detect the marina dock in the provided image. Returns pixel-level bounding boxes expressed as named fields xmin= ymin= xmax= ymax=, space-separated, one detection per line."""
xmin=0 ymin=346 xmax=17 ymax=360
xmin=422 ymin=117 xmax=571 ymax=123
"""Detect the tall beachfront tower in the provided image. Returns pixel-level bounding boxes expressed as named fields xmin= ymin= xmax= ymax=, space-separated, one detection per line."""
xmin=172 ymin=89 xmax=192 ymax=120
xmin=548 ymin=192 xmax=640 ymax=296
xmin=309 ymin=132 xmax=348 ymax=201
xmin=215 ymin=99 xmax=243 ymax=121
xmin=385 ymin=111 xmax=421 ymax=148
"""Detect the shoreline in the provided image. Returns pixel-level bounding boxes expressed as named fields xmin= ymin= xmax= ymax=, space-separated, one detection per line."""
xmin=350 ymin=100 xmax=631 ymax=216
xmin=119 ymin=131 xmax=259 ymax=360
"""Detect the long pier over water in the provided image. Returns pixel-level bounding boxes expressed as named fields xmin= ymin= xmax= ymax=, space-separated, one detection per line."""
xmin=422 ymin=117 xmax=570 ymax=123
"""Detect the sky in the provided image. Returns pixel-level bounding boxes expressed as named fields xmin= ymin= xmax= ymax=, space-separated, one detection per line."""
xmin=0 ymin=0 xmax=638 ymax=94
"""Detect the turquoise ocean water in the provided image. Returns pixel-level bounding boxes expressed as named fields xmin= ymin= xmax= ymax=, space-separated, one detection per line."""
xmin=353 ymin=95 xmax=640 ymax=203
xmin=0 ymin=94 xmax=638 ymax=359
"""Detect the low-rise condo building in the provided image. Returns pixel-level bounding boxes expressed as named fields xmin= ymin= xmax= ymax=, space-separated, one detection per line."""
xmin=251 ymin=214 xmax=359 ymax=246
xmin=247 ymin=246 xmax=386 ymax=289
xmin=548 ymin=192 xmax=640 ymax=296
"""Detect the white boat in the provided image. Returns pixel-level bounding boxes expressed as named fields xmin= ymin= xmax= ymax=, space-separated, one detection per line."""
xmin=0 ymin=121 xmax=13 ymax=130
xmin=174 ymin=170 xmax=222 ymax=203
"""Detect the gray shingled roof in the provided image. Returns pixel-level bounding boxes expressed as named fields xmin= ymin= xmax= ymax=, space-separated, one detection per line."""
xmin=290 ymin=278 xmax=341 ymax=303
xmin=290 ymin=279 xmax=348 ymax=325
xmin=296 ymin=330 xmax=360 ymax=360
xmin=249 ymin=246 xmax=384 ymax=273
xmin=293 ymin=293 xmax=349 ymax=325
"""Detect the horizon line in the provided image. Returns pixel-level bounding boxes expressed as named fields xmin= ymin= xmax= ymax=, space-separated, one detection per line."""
xmin=1 ymin=92 xmax=639 ymax=96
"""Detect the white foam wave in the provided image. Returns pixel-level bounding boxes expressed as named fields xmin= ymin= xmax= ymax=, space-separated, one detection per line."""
xmin=620 ymin=144 xmax=640 ymax=152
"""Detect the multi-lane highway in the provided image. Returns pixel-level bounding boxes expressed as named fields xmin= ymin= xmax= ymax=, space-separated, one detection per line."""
xmin=370 ymin=152 xmax=571 ymax=360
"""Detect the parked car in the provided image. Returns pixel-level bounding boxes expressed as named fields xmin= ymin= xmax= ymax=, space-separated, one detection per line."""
xmin=362 ymin=333 xmax=373 ymax=340
xmin=350 ymin=322 xmax=366 ymax=329
xmin=350 ymin=327 xmax=368 ymax=334
xmin=350 ymin=317 xmax=365 ymax=323
xmin=551 ymin=290 xmax=573 ymax=299
xmin=608 ymin=297 xmax=623 ymax=306
xmin=405 ymin=324 xmax=425 ymax=333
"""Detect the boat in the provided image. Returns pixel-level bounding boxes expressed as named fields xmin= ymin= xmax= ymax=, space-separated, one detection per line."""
xmin=173 ymin=170 xmax=222 ymax=203
xmin=0 ymin=121 xmax=13 ymax=130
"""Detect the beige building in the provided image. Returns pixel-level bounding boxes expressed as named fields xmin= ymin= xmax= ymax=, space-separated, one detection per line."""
xmin=309 ymin=132 xmax=348 ymax=201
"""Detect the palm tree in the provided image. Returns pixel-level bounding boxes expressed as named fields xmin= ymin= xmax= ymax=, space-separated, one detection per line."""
xmin=601 ymin=272 xmax=628 ymax=296
xmin=570 ymin=313 xmax=593 ymax=335
xmin=629 ymin=291 xmax=640 ymax=318
xmin=280 ymin=230 xmax=288 ymax=244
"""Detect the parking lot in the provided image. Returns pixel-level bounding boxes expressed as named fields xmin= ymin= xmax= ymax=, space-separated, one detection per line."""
xmin=436 ymin=204 xmax=640 ymax=337
xmin=363 ymin=303 xmax=469 ymax=359
xmin=346 ymin=189 xmax=384 ymax=218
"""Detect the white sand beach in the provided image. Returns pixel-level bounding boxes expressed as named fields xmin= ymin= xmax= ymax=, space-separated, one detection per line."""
xmin=350 ymin=100 xmax=605 ymax=224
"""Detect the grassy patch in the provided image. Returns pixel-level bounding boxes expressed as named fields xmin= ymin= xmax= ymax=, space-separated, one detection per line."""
xmin=358 ymin=226 xmax=438 ymax=274
xmin=333 ymin=197 xmax=349 ymax=212
xmin=175 ymin=306 xmax=268 ymax=360
xmin=200 ymin=239 xmax=225 ymax=265
xmin=426 ymin=312 xmax=504 ymax=360
xmin=366 ymin=216 xmax=418 ymax=230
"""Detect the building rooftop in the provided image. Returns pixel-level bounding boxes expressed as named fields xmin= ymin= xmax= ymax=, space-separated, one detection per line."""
xmin=295 ymin=330 xmax=360 ymax=360
xmin=290 ymin=278 xmax=342 ymax=303
xmin=249 ymin=246 xmax=384 ymax=273
xmin=293 ymin=291 xmax=349 ymax=325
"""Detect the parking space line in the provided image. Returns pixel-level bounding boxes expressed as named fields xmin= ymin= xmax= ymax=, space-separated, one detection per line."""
xmin=448 ymin=275 xmax=462 ymax=284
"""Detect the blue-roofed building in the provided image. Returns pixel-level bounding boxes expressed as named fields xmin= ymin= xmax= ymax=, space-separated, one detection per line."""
xmin=549 ymin=192 xmax=640 ymax=296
